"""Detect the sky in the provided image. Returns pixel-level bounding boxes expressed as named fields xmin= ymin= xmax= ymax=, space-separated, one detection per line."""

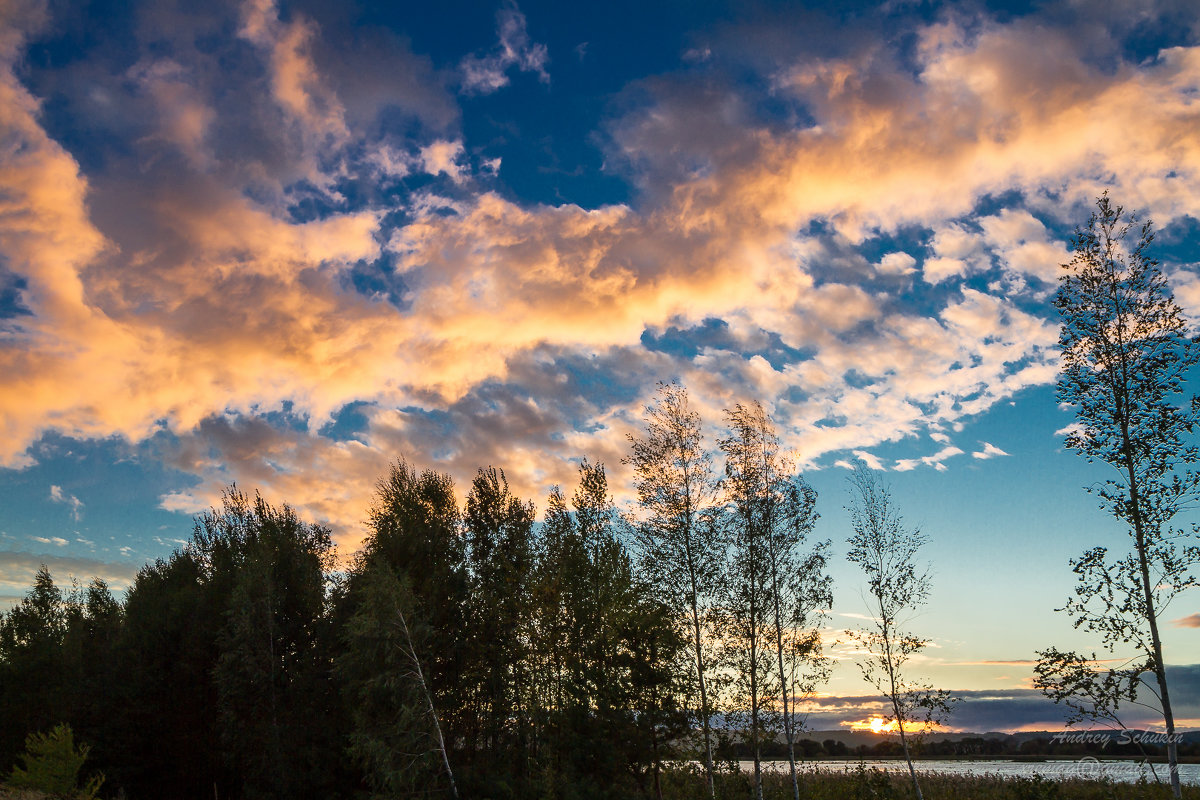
xmin=2 ymin=0 xmax=1200 ymax=733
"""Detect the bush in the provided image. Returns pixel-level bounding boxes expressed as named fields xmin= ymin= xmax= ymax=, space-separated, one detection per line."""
xmin=6 ymin=724 xmax=103 ymax=799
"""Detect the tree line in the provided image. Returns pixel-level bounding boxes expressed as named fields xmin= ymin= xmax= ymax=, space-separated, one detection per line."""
xmin=0 ymin=388 xmax=951 ymax=800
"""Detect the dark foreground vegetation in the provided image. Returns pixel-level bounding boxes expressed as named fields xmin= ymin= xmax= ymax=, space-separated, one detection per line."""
xmin=0 ymin=461 xmax=692 ymax=800
xmin=663 ymin=767 xmax=1200 ymax=800
xmin=4 ymin=762 xmax=1200 ymax=800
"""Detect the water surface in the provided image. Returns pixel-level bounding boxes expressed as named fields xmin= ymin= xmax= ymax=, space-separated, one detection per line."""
xmin=736 ymin=759 xmax=1200 ymax=785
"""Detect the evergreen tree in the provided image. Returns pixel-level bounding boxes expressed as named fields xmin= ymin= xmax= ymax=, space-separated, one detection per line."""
xmin=109 ymin=551 xmax=226 ymax=799
xmin=0 ymin=566 xmax=71 ymax=769
xmin=197 ymin=488 xmax=336 ymax=799
xmin=59 ymin=579 xmax=123 ymax=783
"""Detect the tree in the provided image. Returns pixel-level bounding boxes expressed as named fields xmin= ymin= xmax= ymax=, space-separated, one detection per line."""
xmin=718 ymin=400 xmax=831 ymax=800
xmin=6 ymin=724 xmax=103 ymax=799
xmin=59 ymin=579 xmax=123 ymax=783
xmin=1035 ymin=193 xmax=1199 ymax=799
xmin=528 ymin=460 xmax=686 ymax=800
xmin=338 ymin=460 xmax=468 ymax=799
xmin=624 ymin=381 xmax=724 ymax=798
xmin=462 ymin=466 xmax=536 ymax=784
xmin=527 ymin=484 xmax=585 ymax=795
xmin=0 ymin=566 xmax=72 ymax=771
xmin=110 ymin=550 xmax=228 ymax=799
xmin=846 ymin=465 xmax=953 ymax=800
xmin=337 ymin=563 xmax=459 ymax=799
xmin=196 ymin=488 xmax=337 ymax=799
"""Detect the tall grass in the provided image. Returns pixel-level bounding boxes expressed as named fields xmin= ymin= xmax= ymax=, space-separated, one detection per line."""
xmin=657 ymin=763 xmax=1200 ymax=800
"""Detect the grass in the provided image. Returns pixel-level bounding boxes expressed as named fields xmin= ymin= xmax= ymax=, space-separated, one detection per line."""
xmin=5 ymin=768 xmax=1197 ymax=800
xmin=0 ymin=788 xmax=50 ymax=800
xmin=657 ymin=764 xmax=1200 ymax=800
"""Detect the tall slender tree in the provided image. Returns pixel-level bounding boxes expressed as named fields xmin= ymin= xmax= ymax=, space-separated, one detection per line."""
xmin=527 ymin=484 xmax=583 ymax=794
xmin=625 ymin=381 xmax=724 ymax=798
xmin=338 ymin=562 xmax=459 ymax=799
xmin=463 ymin=466 xmax=536 ymax=779
xmin=720 ymin=401 xmax=831 ymax=800
xmin=338 ymin=460 xmax=468 ymax=799
xmin=720 ymin=401 xmax=830 ymax=800
xmin=846 ymin=465 xmax=953 ymax=800
xmin=197 ymin=488 xmax=336 ymax=799
xmin=1035 ymin=193 xmax=1199 ymax=799
xmin=0 ymin=566 xmax=71 ymax=767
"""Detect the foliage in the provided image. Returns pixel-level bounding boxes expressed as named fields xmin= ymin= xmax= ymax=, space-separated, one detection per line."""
xmin=337 ymin=563 xmax=451 ymax=798
xmin=201 ymin=487 xmax=337 ymax=799
xmin=625 ymin=381 xmax=725 ymax=797
xmin=718 ymin=400 xmax=834 ymax=800
xmin=338 ymin=461 xmax=467 ymax=799
xmin=6 ymin=725 xmax=102 ymax=800
xmin=1037 ymin=193 xmax=1200 ymax=799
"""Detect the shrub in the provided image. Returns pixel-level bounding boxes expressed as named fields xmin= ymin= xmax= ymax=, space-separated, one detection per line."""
xmin=6 ymin=724 xmax=103 ymax=799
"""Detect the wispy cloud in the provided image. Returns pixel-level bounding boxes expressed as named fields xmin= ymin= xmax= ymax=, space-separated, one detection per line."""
xmin=895 ymin=446 xmax=965 ymax=473
xmin=31 ymin=536 xmax=68 ymax=547
xmin=48 ymin=485 xmax=84 ymax=521
xmin=972 ymin=442 xmax=1010 ymax=460
xmin=459 ymin=2 xmax=549 ymax=94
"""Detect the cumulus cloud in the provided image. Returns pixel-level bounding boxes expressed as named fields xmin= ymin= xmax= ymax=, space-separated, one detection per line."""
xmin=877 ymin=251 xmax=917 ymax=275
xmin=2 ymin=2 xmax=1200 ymax=548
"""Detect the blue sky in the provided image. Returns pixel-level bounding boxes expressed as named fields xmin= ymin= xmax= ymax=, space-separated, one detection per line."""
xmin=2 ymin=0 xmax=1200 ymax=731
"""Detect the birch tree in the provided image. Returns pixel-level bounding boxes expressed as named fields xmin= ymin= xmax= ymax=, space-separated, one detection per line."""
xmin=625 ymin=381 xmax=723 ymax=798
xmin=846 ymin=465 xmax=952 ymax=800
xmin=720 ymin=401 xmax=830 ymax=800
xmin=1035 ymin=193 xmax=1200 ymax=799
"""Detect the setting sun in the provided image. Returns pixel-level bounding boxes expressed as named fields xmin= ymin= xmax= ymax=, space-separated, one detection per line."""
xmin=849 ymin=716 xmax=899 ymax=734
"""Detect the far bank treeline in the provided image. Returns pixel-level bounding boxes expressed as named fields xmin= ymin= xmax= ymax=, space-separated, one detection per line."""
xmin=0 ymin=388 xmax=864 ymax=800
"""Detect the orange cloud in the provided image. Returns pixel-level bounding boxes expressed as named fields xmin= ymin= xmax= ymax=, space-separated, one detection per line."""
xmin=2 ymin=5 xmax=1200 ymax=550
